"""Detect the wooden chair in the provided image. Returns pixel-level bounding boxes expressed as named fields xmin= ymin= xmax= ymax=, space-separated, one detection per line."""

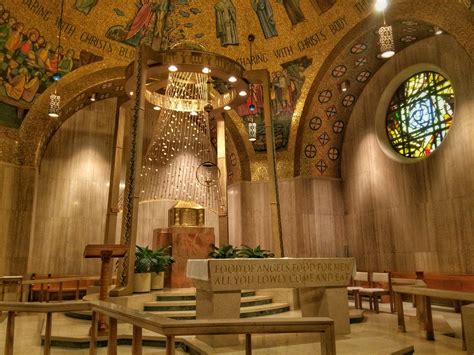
xmin=347 ymin=271 xmax=369 ymax=309
xmin=359 ymin=272 xmax=394 ymax=313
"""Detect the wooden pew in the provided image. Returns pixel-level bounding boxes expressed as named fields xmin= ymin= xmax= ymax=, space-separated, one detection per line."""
xmin=26 ymin=275 xmax=100 ymax=302
xmin=393 ymin=285 xmax=474 ymax=351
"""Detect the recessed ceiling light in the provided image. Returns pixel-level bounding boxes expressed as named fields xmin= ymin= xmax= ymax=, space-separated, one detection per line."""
xmin=223 ymin=105 xmax=231 ymax=111
xmin=228 ymin=76 xmax=237 ymax=83
xmin=239 ymin=90 xmax=247 ymax=96
xmin=48 ymin=113 xmax=59 ymax=118
xmin=375 ymin=0 xmax=388 ymax=11
xmin=168 ymin=65 xmax=178 ymax=72
xmin=130 ymin=91 xmax=134 ymax=96
xmin=434 ymin=26 xmax=443 ymax=35
xmin=153 ymin=106 xmax=161 ymax=111
xmin=202 ymin=67 xmax=211 ymax=74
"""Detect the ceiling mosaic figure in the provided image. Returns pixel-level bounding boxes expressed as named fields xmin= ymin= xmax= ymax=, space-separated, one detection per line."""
xmin=214 ymin=0 xmax=238 ymax=47
xmin=73 ymin=0 xmax=99 ymax=15
xmin=238 ymin=55 xmax=312 ymax=152
xmin=106 ymin=0 xmax=165 ymax=47
xmin=277 ymin=0 xmax=305 ymax=26
xmin=251 ymin=0 xmax=278 ymax=39
xmin=310 ymin=0 xmax=336 ymax=15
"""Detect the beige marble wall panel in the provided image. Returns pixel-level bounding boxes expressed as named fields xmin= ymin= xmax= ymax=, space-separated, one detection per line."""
xmin=228 ymin=177 xmax=345 ymax=258
xmin=0 ymin=163 xmax=36 ymax=276
xmin=30 ymin=99 xmax=117 ymax=275
xmin=342 ymin=35 xmax=474 ymax=273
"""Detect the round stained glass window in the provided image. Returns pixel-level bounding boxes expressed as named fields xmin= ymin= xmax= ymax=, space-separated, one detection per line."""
xmin=386 ymin=71 xmax=454 ymax=158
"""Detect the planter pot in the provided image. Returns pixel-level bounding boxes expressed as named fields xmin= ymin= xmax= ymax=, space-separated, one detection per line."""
xmin=151 ymin=272 xmax=165 ymax=290
xmin=133 ymin=273 xmax=151 ymax=293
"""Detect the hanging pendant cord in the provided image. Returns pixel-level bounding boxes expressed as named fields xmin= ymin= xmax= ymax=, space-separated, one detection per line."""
xmin=58 ymin=0 xmax=65 ymax=49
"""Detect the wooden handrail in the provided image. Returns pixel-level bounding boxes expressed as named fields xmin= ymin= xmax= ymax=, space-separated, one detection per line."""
xmin=89 ymin=300 xmax=336 ymax=355
xmin=0 ymin=301 xmax=90 ymax=312
xmin=0 ymin=300 xmax=336 ymax=355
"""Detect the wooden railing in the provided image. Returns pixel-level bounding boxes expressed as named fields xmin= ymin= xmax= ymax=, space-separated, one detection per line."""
xmin=0 ymin=300 xmax=336 ymax=355
xmin=0 ymin=301 xmax=90 ymax=355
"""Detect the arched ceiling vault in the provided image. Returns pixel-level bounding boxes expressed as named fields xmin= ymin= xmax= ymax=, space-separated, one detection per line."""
xmin=18 ymin=61 xmax=127 ymax=167
xmin=295 ymin=1 xmax=473 ymax=179
xmin=0 ymin=0 xmax=471 ymax=179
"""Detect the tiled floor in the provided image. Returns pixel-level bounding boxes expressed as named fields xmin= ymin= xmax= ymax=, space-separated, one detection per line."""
xmin=0 ymin=300 xmax=465 ymax=354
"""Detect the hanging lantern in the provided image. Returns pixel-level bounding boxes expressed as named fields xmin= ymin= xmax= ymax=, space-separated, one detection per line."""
xmin=48 ymin=92 xmax=61 ymax=118
xmin=196 ymin=161 xmax=220 ymax=187
xmin=248 ymin=121 xmax=257 ymax=142
xmin=378 ymin=25 xmax=395 ymax=58
xmin=249 ymin=103 xmax=256 ymax=112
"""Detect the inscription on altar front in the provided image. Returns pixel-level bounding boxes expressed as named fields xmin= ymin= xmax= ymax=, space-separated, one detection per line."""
xmin=207 ymin=258 xmax=354 ymax=291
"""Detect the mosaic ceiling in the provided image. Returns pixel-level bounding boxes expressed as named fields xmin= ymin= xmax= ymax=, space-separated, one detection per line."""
xmin=0 ymin=0 xmax=472 ymax=180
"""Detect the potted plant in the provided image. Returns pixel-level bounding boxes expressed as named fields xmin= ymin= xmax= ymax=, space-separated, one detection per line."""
xmin=208 ymin=244 xmax=239 ymax=259
xmin=134 ymin=245 xmax=154 ymax=293
xmin=151 ymin=246 xmax=175 ymax=290
xmin=237 ymin=245 xmax=274 ymax=258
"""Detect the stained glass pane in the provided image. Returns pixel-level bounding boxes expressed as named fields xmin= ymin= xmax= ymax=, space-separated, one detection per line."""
xmin=386 ymin=71 xmax=454 ymax=158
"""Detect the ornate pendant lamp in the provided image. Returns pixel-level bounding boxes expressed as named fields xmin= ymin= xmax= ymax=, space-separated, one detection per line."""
xmin=48 ymin=0 xmax=65 ymax=117
xmin=48 ymin=92 xmax=61 ymax=118
xmin=378 ymin=25 xmax=395 ymax=58
xmin=248 ymin=119 xmax=257 ymax=142
xmin=247 ymin=34 xmax=258 ymax=141
xmin=376 ymin=0 xmax=395 ymax=59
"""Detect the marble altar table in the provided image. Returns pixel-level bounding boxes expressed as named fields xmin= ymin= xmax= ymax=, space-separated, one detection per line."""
xmin=187 ymin=258 xmax=355 ymax=346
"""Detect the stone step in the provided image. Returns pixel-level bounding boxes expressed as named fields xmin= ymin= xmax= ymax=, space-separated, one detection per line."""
xmin=147 ymin=302 xmax=291 ymax=320
xmin=155 ymin=289 xmax=256 ymax=301
xmin=144 ymin=295 xmax=273 ymax=311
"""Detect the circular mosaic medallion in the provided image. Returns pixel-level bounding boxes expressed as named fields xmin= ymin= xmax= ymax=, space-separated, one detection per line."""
xmin=328 ymin=147 xmax=339 ymax=160
xmin=332 ymin=65 xmax=347 ymax=78
xmin=309 ymin=117 xmax=322 ymax=131
xmin=305 ymin=144 xmax=317 ymax=158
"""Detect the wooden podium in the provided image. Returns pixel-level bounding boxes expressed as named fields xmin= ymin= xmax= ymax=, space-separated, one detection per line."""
xmin=84 ymin=244 xmax=127 ymax=333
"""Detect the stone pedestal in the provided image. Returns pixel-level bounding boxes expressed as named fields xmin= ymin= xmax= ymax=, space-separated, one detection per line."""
xmin=154 ymin=227 xmax=214 ymax=288
xmin=462 ymin=304 xmax=474 ymax=353
xmin=299 ymin=287 xmax=350 ymax=335
xmin=195 ymin=289 xmax=241 ymax=346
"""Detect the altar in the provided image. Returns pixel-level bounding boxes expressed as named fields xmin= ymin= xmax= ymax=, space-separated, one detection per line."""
xmin=187 ymin=258 xmax=355 ymax=346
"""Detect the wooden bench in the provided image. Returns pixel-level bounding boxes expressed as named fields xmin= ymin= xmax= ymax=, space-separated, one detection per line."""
xmin=391 ymin=271 xmax=474 ymax=311
xmin=393 ymin=285 xmax=474 ymax=351
xmin=26 ymin=275 xmax=99 ymax=302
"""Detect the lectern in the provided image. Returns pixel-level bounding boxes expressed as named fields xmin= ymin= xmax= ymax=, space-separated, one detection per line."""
xmin=84 ymin=244 xmax=127 ymax=333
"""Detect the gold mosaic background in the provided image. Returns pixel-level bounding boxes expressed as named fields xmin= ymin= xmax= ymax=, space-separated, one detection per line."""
xmin=0 ymin=0 xmax=472 ymax=181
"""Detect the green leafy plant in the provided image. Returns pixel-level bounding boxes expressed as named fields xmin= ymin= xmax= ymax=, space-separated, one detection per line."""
xmin=134 ymin=245 xmax=155 ymax=273
xmin=208 ymin=244 xmax=238 ymax=259
xmin=151 ymin=246 xmax=175 ymax=273
xmin=237 ymin=245 xmax=274 ymax=259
